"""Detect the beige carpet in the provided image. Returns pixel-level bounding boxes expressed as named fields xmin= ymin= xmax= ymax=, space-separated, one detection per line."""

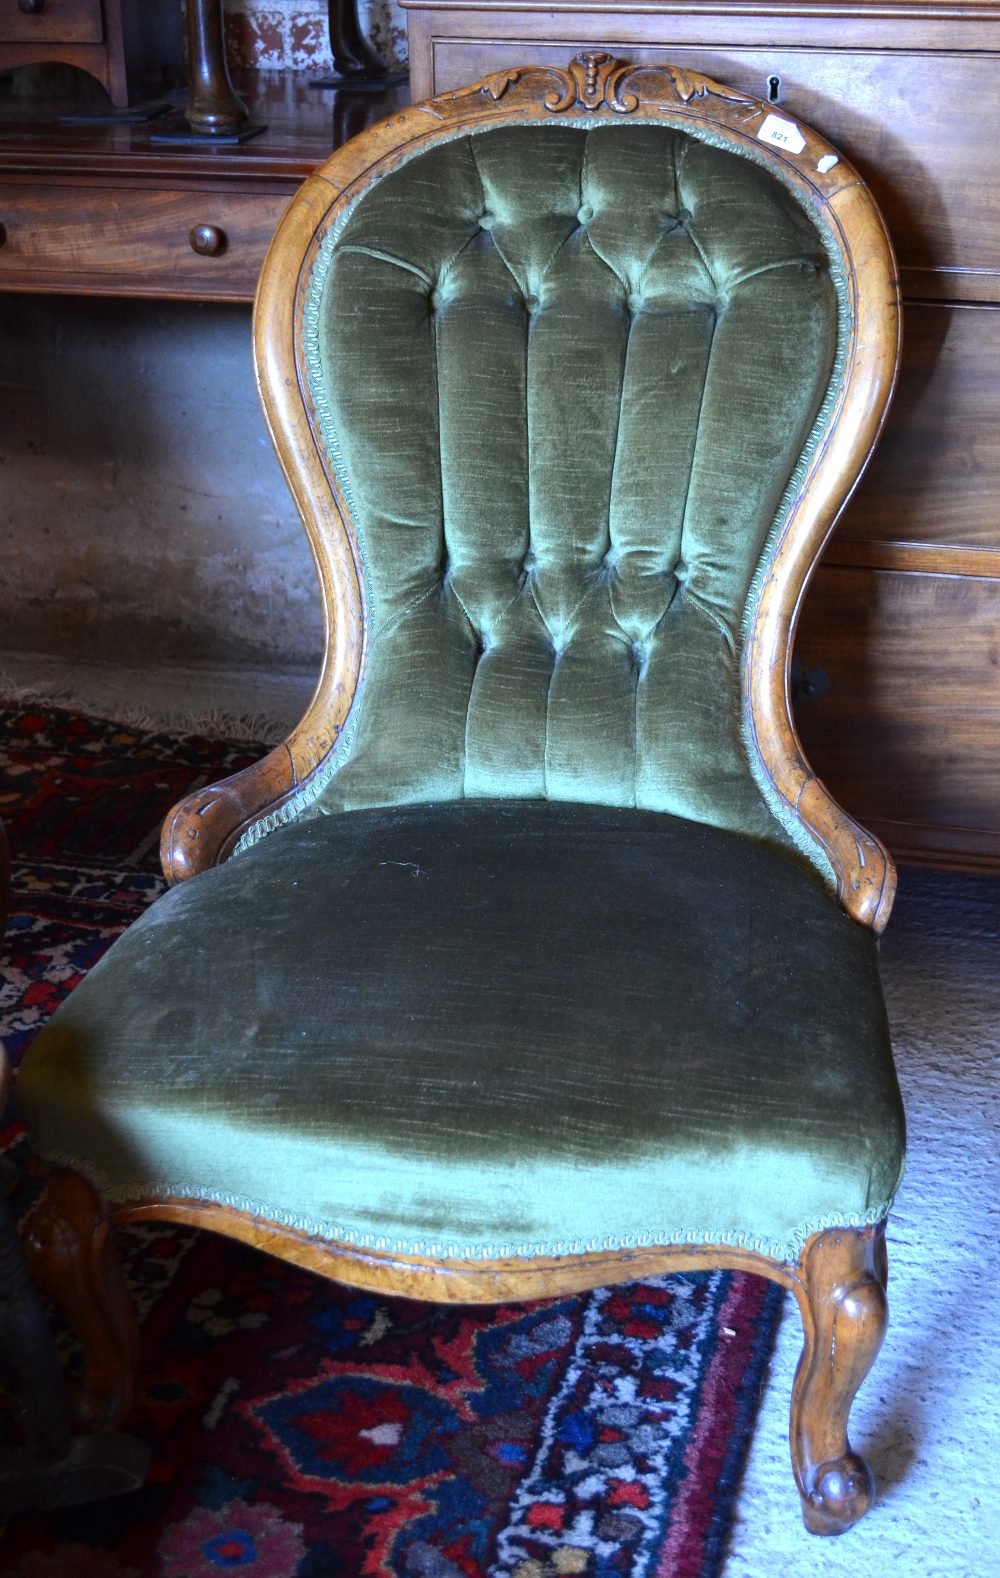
xmin=726 ymin=866 xmax=1000 ymax=1577
xmin=0 ymin=653 xmax=312 ymax=745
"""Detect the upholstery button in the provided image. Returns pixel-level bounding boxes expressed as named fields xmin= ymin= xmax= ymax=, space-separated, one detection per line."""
xmin=677 ymin=207 xmax=693 ymax=224
xmin=479 ymin=212 xmax=495 ymax=230
xmin=577 ymin=204 xmax=593 ymax=225
xmin=523 ymin=292 xmax=539 ymax=311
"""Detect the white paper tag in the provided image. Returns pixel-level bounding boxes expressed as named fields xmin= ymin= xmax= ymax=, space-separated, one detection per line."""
xmin=757 ymin=113 xmax=806 ymax=155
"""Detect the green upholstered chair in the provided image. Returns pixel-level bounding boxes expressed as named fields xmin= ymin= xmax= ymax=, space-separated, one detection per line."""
xmin=17 ymin=53 xmax=905 ymax=1535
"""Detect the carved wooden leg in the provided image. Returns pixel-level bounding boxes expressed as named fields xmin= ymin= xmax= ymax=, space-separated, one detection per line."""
xmin=22 ymin=1168 xmax=140 ymax=1431
xmin=789 ymin=1224 xmax=888 ymax=1535
xmin=0 ymin=1172 xmax=74 ymax=1463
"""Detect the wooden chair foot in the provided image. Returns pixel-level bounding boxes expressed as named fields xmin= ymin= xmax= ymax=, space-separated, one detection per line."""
xmin=789 ymin=1224 xmax=888 ymax=1535
xmin=22 ymin=1167 xmax=140 ymax=1430
xmin=0 ymin=1430 xmax=151 ymax=1518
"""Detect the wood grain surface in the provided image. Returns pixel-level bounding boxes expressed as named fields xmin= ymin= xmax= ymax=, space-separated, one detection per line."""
xmin=0 ymin=183 xmax=291 ymax=301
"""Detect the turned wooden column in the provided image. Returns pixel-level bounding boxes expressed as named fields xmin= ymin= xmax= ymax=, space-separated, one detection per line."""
xmin=152 ymin=0 xmax=267 ymax=144
xmin=185 ymin=0 xmax=248 ymax=135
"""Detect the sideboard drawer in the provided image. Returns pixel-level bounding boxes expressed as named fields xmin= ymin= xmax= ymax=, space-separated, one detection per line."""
xmin=794 ymin=566 xmax=1000 ymax=866
xmin=656 ymin=46 xmax=996 ymax=284
xmin=0 ymin=0 xmax=103 ymax=44
xmin=0 ymin=185 xmax=291 ymax=301
xmin=425 ymin=37 xmax=1000 ymax=295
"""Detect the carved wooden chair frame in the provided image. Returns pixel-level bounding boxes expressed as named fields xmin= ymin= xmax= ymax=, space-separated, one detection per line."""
xmin=24 ymin=53 xmax=901 ymax=1536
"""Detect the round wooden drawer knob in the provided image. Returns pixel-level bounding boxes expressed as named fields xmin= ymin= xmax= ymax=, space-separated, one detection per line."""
xmin=189 ymin=224 xmax=227 ymax=257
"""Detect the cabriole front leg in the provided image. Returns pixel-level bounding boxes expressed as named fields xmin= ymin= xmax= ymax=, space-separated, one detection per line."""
xmin=22 ymin=1167 xmax=140 ymax=1430
xmin=789 ymin=1224 xmax=889 ymax=1534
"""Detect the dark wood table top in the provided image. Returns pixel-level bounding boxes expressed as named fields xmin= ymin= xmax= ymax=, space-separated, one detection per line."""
xmin=0 ymin=70 xmax=410 ymax=189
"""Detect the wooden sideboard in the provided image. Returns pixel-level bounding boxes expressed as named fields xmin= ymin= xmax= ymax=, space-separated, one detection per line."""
xmin=0 ymin=73 xmax=406 ymax=300
xmin=398 ymin=0 xmax=1000 ymax=874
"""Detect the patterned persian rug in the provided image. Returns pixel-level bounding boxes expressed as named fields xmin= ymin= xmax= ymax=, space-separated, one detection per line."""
xmin=0 ymin=703 xmax=781 ymax=1578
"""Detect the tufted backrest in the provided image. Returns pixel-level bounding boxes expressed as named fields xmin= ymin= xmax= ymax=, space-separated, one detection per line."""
xmin=297 ymin=120 xmax=841 ymax=844
xmin=160 ymin=61 xmax=900 ymax=924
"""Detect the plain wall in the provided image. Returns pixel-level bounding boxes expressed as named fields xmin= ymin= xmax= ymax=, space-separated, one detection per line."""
xmin=0 ymin=294 xmax=324 ymax=674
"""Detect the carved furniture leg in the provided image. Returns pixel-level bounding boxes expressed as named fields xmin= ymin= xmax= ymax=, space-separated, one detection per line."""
xmin=0 ymin=1166 xmax=74 ymax=1463
xmin=22 ymin=1168 xmax=140 ymax=1431
xmin=789 ymin=1224 xmax=889 ymax=1534
xmin=0 ymin=1171 xmax=149 ymax=1513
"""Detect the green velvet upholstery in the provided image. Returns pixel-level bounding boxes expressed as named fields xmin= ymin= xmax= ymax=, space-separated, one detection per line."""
xmin=18 ymin=803 xmax=904 ymax=1262
xmin=18 ymin=116 xmax=905 ymax=1263
xmin=260 ymin=121 xmax=843 ymax=861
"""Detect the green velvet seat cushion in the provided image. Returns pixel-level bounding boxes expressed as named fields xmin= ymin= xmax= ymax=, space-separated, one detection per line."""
xmin=18 ymin=802 xmax=904 ymax=1262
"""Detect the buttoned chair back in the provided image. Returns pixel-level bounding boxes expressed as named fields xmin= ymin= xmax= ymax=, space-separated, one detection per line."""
xmin=293 ymin=118 xmax=834 ymax=842
xmin=213 ymin=56 xmax=900 ymax=930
